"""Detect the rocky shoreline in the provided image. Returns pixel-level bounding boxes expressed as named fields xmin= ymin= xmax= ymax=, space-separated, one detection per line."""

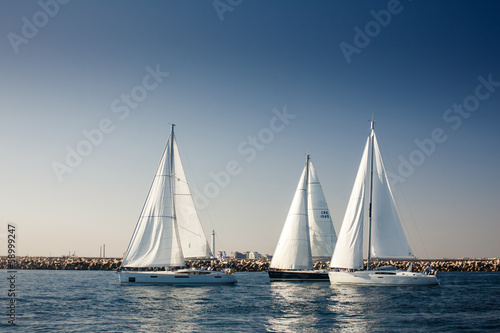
xmin=1 ymin=257 xmax=499 ymax=272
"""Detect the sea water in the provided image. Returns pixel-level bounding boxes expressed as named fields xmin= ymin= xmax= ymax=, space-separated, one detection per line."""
xmin=1 ymin=271 xmax=499 ymax=332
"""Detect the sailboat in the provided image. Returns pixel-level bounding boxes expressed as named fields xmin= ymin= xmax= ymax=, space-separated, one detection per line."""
xmin=119 ymin=125 xmax=237 ymax=285
xmin=268 ymin=155 xmax=337 ymax=281
xmin=329 ymin=122 xmax=439 ymax=285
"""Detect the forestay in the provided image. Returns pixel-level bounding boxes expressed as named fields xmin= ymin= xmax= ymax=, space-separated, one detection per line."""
xmin=270 ymin=166 xmax=313 ymax=270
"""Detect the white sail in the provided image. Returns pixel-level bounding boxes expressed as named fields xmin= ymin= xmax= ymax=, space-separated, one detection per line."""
xmin=370 ymin=133 xmax=413 ymax=259
xmin=330 ymin=138 xmax=370 ymax=270
xmin=122 ymin=136 xmax=185 ymax=268
xmin=270 ymin=165 xmax=313 ymax=270
xmin=308 ymin=160 xmax=337 ymax=258
xmin=172 ymin=136 xmax=212 ymax=258
xmin=329 ymin=124 xmax=438 ymax=286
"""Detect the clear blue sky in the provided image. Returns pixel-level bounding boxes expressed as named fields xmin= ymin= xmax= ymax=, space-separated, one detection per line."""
xmin=1 ymin=0 xmax=499 ymax=258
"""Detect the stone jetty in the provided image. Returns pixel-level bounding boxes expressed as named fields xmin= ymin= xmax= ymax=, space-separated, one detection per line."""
xmin=1 ymin=257 xmax=499 ymax=272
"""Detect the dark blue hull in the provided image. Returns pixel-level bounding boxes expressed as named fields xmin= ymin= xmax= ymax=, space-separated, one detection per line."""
xmin=268 ymin=270 xmax=329 ymax=281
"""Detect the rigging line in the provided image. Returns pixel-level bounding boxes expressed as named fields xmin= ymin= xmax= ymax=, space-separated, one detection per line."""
xmin=177 ymin=225 xmax=202 ymax=236
xmin=377 ymin=134 xmax=428 ymax=259
xmin=395 ymin=185 xmax=429 ymax=259
xmin=376 ymin=134 xmax=416 ymax=253
xmin=173 ymin=127 xmax=221 ymax=252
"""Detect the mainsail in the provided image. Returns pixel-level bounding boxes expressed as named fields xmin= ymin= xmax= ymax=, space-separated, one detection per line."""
xmin=122 ymin=126 xmax=212 ymax=268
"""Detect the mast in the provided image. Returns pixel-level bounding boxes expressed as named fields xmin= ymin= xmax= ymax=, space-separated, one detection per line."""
xmin=305 ymin=154 xmax=310 ymax=260
xmin=170 ymin=124 xmax=176 ymax=222
xmin=305 ymin=154 xmax=310 ymax=218
xmin=367 ymin=121 xmax=375 ymax=270
xmin=170 ymin=123 xmax=185 ymax=264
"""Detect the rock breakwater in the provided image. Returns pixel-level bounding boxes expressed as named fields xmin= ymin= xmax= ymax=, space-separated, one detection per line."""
xmin=1 ymin=257 xmax=499 ymax=272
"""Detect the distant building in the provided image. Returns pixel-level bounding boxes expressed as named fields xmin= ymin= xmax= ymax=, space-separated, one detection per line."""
xmin=231 ymin=251 xmax=267 ymax=259
xmin=233 ymin=251 xmax=246 ymax=259
xmin=247 ymin=251 xmax=262 ymax=259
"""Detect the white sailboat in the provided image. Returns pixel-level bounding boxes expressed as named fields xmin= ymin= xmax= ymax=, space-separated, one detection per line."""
xmin=329 ymin=122 xmax=439 ymax=285
xmin=269 ymin=155 xmax=337 ymax=281
xmin=119 ymin=125 xmax=236 ymax=285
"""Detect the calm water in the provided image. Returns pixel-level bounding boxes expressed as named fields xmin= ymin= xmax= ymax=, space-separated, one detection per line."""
xmin=1 ymin=270 xmax=499 ymax=332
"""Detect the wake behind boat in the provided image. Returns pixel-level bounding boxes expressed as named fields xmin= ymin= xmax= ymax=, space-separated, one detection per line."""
xmin=329 ymin=122 xmax=438 ymax=286
xmin=118 ymin=125 xmax=236 ymax=285
xmin=269 ymin=155 xmax=337 ymax=281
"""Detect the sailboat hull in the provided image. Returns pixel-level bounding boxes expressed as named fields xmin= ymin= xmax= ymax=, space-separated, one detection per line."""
xmin=119 ymin=270 xmax=237 ymax=285
xmin=268 ymin=270 xmax=329 ymax=281
xmin=329 ymin=270 xmax=439 ymax=286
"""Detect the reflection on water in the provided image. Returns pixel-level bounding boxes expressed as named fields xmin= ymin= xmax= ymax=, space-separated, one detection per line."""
xmin=267 ymin=281 xmax=332 ymax=332
xmin=328 ymin=285 xmax=378 ymax=332
xmin=3 ymin=271 xmax=499 ymax=332
xmin=122 ymin=285 xmax=210 ymax=332
xmin=327 ymin=285 xmax=389 ymax=332
xmin=267 ymin=282 xmax=381 ymax=332
xmin=119 ymin=273 xmax=278 ymax=332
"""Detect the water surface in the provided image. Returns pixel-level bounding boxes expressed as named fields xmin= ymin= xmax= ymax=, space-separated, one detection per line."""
xmin=1 ymin=271 xmax=499 ymax=332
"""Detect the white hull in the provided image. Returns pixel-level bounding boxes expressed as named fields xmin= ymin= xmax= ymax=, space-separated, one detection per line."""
xmin=119 ymin=270 xmax=237 ymax=285
xmin=329 ymin=270 xmax=439 ymax=286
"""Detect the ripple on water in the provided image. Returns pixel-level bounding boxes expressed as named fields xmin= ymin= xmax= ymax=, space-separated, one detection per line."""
xmin=1 ymin=271 xmax=499 ymax=332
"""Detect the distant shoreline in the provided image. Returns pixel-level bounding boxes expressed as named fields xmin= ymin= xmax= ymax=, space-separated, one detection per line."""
xmin=1 ymin=256 xmax=499 ymax=272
